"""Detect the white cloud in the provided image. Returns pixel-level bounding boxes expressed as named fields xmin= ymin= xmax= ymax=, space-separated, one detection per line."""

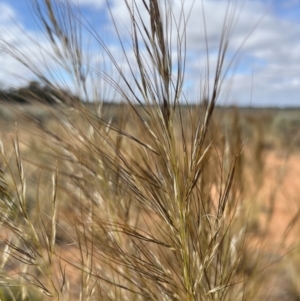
xmin=67 ymin=0 xmax=106 ymax=8
xmin=0 ymin=2 xmax=16 ymax=22
xmin=0 ymin=0 xmax=299 ymax=106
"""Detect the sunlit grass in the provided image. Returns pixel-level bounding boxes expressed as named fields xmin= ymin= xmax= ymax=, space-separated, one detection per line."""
xmin=0 ymin=0 xmax=300 ymax=300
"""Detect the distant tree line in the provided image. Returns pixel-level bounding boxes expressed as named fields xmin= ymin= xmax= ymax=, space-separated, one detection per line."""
xmin=0 ymin=81 xmax=79 ymax=104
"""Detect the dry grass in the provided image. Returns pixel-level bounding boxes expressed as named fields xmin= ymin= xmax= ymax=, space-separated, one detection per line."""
xmin=0 ymin=0 xmax=300 ymax=300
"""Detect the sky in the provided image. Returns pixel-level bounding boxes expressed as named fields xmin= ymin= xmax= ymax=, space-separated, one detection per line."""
xmin=0 ymin=0 xmax=299 ymax=107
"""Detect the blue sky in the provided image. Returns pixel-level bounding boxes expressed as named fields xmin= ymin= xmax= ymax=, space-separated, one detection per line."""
xmin=0 ymin=0 xmax=299 ymax=107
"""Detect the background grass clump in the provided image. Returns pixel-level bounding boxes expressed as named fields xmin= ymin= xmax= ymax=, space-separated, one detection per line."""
xmin=0 ymin=0 xmax=300 ymax=300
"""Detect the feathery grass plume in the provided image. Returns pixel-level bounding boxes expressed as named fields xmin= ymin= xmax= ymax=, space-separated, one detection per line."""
xmin=0 ymin=0 xmax=296 ymax=300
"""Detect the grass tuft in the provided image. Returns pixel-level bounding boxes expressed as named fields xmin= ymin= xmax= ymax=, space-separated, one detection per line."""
xmin=0 ymin=0 xmax=299 ymax=300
